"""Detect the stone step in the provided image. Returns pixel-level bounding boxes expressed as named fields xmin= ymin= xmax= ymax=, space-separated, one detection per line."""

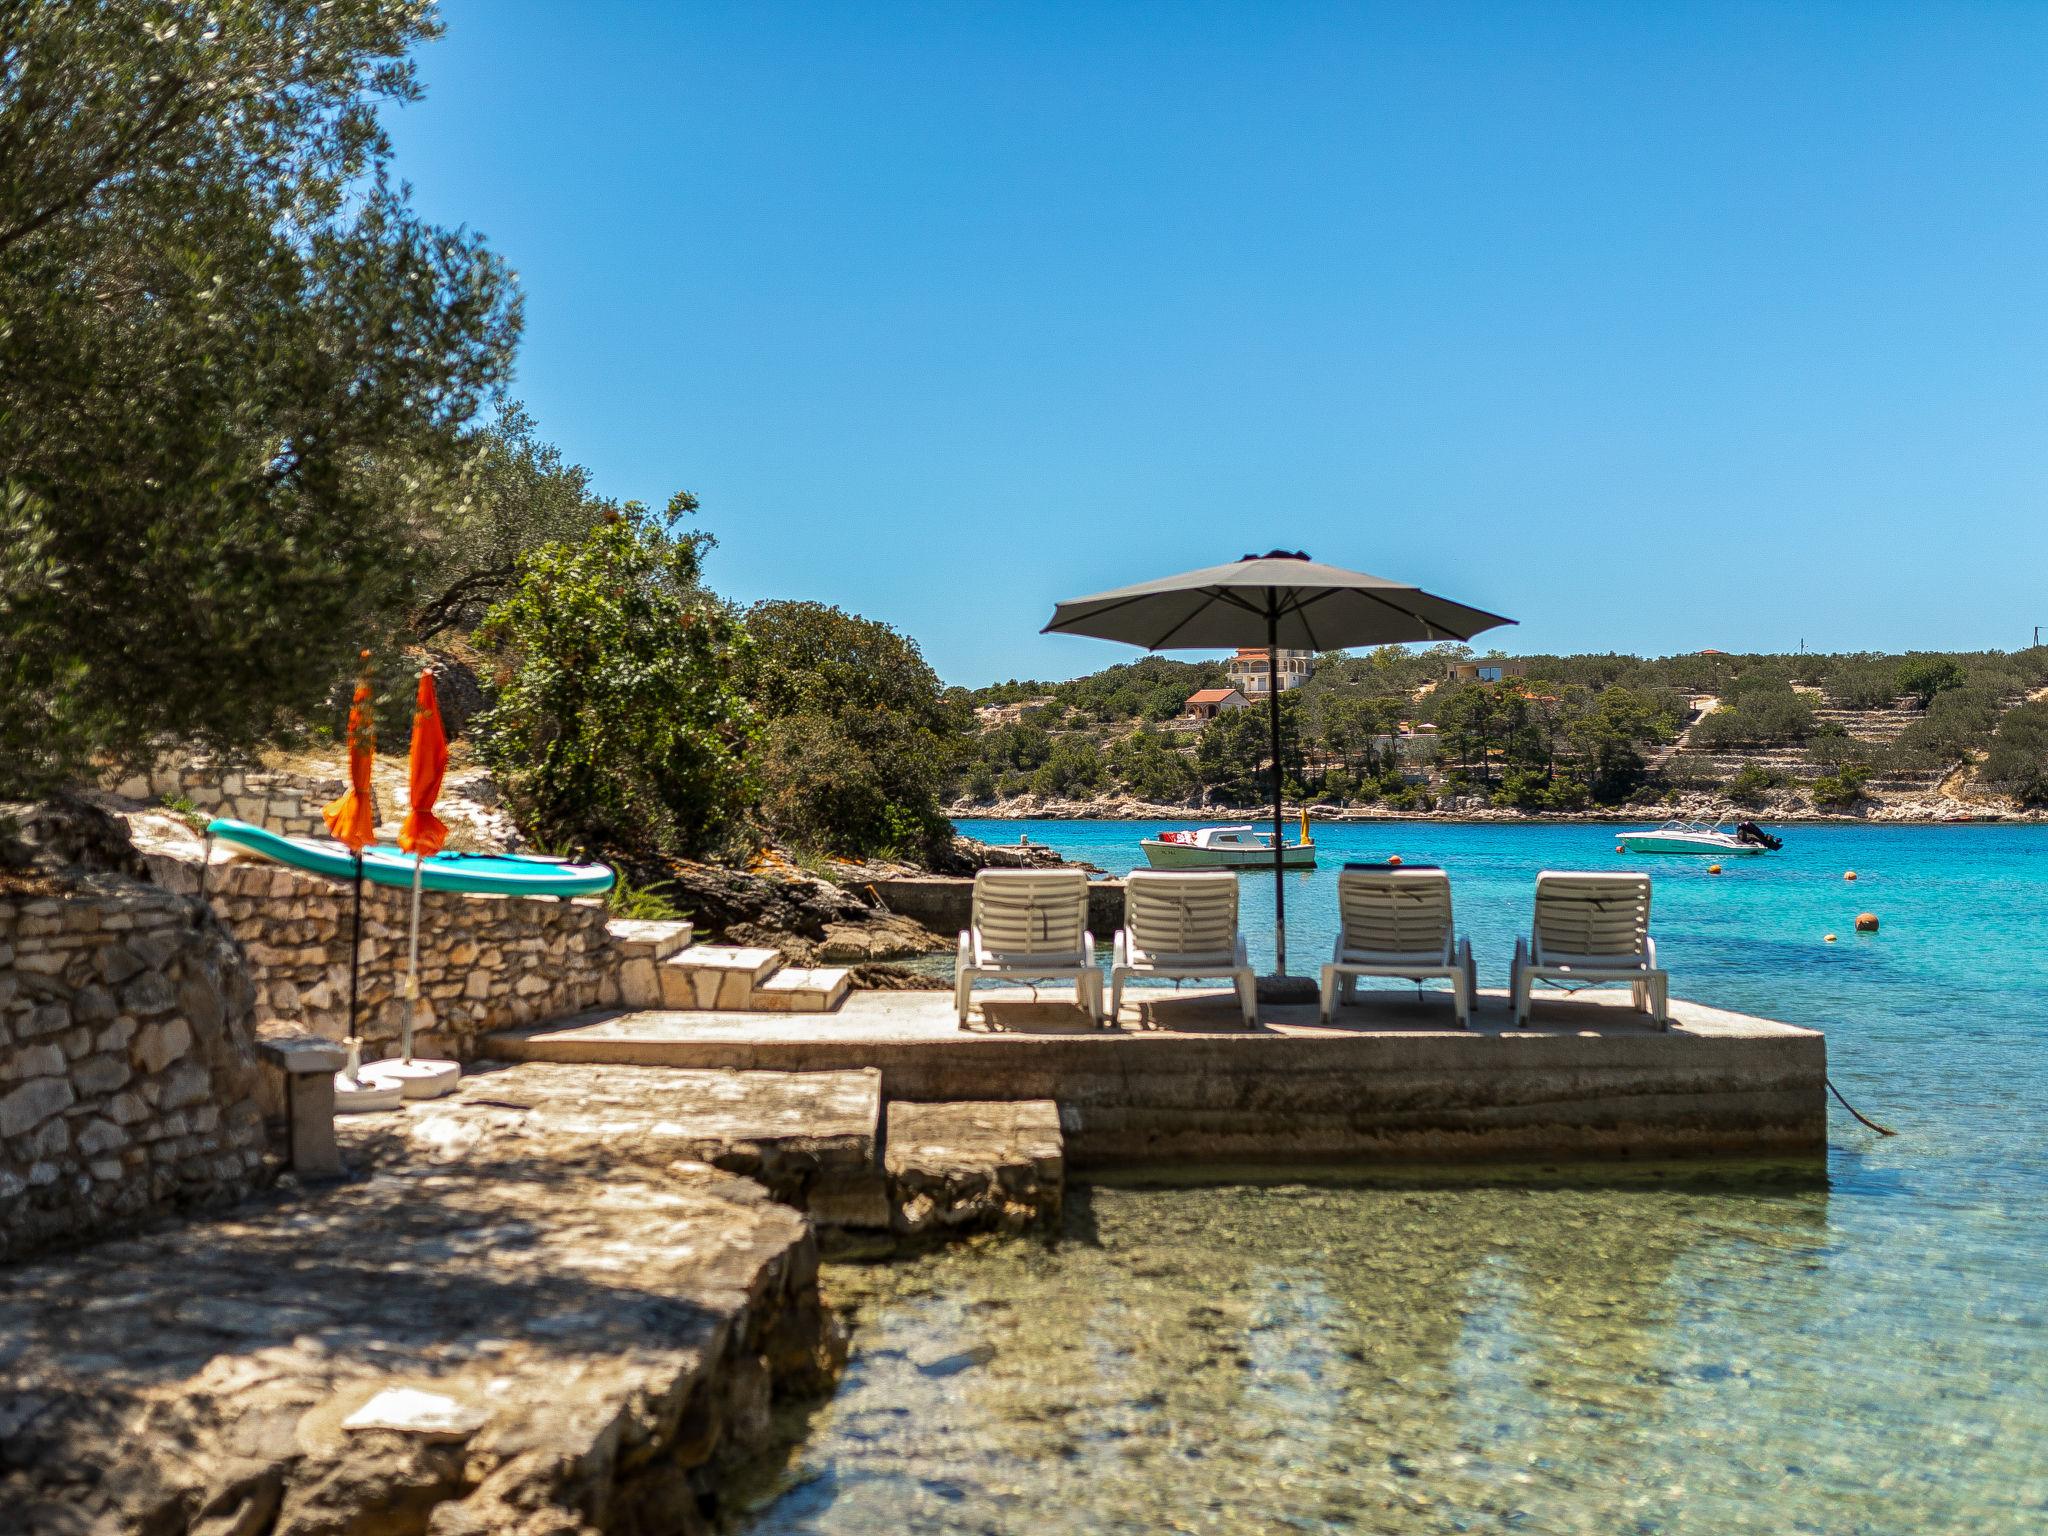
xmin=605 ymin=918 xmax=695 ymax=962
xmin=609 ymin=919 xmax=699 ymax=1008
xmin=658 ymin=945 xmax=784 ymax=1011
xmin=751 ymin=966 xmax=854 ymax=1013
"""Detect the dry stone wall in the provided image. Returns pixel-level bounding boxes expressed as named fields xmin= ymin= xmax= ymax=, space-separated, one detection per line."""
xmin=0 ymin=872 xmax=272 ymax=1260
xmin=145 ymin=852 xmax=620 ymax=1063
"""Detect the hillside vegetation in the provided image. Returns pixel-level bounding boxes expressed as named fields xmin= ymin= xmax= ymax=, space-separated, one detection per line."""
xmin=955 ymin=646 xmax=2048 ymax=814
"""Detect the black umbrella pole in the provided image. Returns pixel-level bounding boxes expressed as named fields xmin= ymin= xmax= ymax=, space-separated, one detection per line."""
xmin=1268 ymin=612 xmax=1286 ymax=975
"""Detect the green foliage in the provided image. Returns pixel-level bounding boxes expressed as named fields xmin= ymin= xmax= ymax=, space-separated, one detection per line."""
xmin=0 ymin=1 xmax=518 ymax=794
xmin=1690 ymin=687 xmax=1815 ymax=748
xmin=474 ymin=516 xmax=754 ymax=861
xmin=1192 ymin=700 xmax=1300 ymax=806
xmin=1897 ymin=683 xmax=2009 ymax=762
xmin=743 ymin=601 xmax=968 ymax=862
xmin=1981 ymin=702 xmax=2048 ymax=805
xmin=1032 ymin=736 xmax=1108 ymax=798
xmin=605 ymin=873 xmax=688 ymax=925
xmin=1896 ymin=655 xmax=1967 ymax=707
xmin=1492 ymin=767 xmax=1589 ymax=812
xmin=410 ymin=403 xmax=623 ymax=639
xmin=1725 ymin=764 xmax=1781 ymax=808
xmin=1810 ymin=764 xmax=1869 ymax=811
xmin=1108 ymin=728 xmax=1195 ymax=803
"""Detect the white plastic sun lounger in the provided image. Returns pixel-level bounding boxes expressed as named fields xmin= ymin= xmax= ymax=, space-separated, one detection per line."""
xmin=1510 ymin=871 xmax=1668 ymax=1028
xmin=955 ymin=868 xmax=1102 ymax=1026
xmin=1319 ymin=865 xmax=1474 ymax=1028
xmin=1110 ymin=870 xmax=1257 ymax=1028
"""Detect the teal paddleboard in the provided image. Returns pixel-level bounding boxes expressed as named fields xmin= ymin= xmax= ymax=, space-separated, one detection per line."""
xmin=206 ymin=818 xmax=615 ymax=898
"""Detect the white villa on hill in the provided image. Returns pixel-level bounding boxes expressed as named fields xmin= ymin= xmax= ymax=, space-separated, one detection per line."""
xmin=1226 ymin=647 xmax=1314 ymax=696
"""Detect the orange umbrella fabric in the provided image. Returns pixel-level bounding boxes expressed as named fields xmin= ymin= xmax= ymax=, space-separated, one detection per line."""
xmin=398 ymin=671 xmax=449 ymax=858
xmin=323 ymin=666 xmax=378 ymax=852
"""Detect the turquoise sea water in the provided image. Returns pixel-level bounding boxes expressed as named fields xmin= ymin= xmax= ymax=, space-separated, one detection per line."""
xmin=730 ymin=820 xmax=2048 ymax=1536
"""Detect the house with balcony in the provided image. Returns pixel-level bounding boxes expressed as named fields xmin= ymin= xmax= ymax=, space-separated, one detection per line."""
xmin=1225 ymin=648 xmax=1314 ymax=697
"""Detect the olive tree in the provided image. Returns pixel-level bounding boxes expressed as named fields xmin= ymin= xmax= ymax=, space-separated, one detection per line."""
xmin=0 ymin=2 xmax=518 ymax=793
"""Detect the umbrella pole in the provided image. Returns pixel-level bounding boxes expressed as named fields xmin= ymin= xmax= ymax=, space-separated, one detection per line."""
xmin=401 ymin=856 xmax=423 ymax=1063
xmin=1267 ymin=610 xmax=1286 ymax=976
xmin=345 ymin=852 xmax=364 ymax=1082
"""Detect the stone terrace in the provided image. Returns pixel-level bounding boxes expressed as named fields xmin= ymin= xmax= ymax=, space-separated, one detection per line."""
xmin=486 ymin=987 xmax=1829 ymax=1167
xmin=2 ymin=1070 xmax=865 ymax=1536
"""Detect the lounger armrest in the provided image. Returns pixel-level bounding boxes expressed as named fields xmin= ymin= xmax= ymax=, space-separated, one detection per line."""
xmin=1082 ymin=930 xmax=1096 ymax=965
xmin=1645 ymin=934 xmax=1658 ymax=969
xmin=1236 ymin=934 xmax=1250 ymax=967
xmin=1113 ymin=929 xmax=1128 ymax=969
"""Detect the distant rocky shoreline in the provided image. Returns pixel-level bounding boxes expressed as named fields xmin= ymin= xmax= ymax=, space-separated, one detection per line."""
xmin=949 ymin=792 xmax=2043 ymax=827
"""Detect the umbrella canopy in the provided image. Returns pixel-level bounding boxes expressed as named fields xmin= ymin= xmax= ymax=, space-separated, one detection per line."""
xmin=398 ymin=671 xmax=449 ymax=858
xmin=1043 ymin=551 xmax=1512 ymax=651
xmin=1044 ymin=552 xmax=1514 ymax=985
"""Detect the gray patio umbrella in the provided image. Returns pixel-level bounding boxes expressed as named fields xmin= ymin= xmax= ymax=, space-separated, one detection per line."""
xmin=1044 ymin=551 xmax=1514 ymax=981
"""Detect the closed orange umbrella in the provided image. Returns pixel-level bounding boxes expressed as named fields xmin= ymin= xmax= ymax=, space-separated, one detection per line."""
xmin=323 ymin=658 xmax=378 ymax=851
xmin=395 ymin=671 xmax=452 ymax=1076
xmin=399 ymin=671 xmax=448 ymax=857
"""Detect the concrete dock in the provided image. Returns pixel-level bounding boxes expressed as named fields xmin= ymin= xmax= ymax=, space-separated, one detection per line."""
xmin=485 ymin=987 xmax=1827 ymax=1167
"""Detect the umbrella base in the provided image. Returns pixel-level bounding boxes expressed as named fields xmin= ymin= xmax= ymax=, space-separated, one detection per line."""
xmin=1255 ymin=973 xmax=1320 ymax=1005
xmin=333 ymin=1072 xmax=406 ymax=1114
xmin=360 ymin=1057 xmax=461 ymax=1100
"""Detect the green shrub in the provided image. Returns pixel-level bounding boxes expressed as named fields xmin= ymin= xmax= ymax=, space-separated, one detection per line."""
xmin=1810 ymin=765 xmax=1869 ymax=811
xmin=1981 ymin=702 xmax=2048 ymax=805
xmin=1032 ymin=736 xmax=1107 ymax=798
xmin=1109 ymin=728 xmax=1194 ymax=802
xmin=1897 ymin=656 xmax=1968 ymax=707
xmin=744 ymin=601 xmax=967 ymax=863
xmin=1691 ymin=688 xmax=1815 ymax=748
xmin=1725 ymin=764 xmax=1780 ymax=807
xmin=475 ymin=516 xmax=754 ymax=861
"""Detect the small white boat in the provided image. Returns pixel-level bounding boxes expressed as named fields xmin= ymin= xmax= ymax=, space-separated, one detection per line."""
xmin=1616 ymin=818 xmax=1782 ymax=856
xmin=1140 ymin=821 xmax=1317 ymax=870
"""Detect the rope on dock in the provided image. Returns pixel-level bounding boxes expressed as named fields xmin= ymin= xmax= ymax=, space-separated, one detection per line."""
xmin=1826 ymin=1076 xmax=1898 ymax=1136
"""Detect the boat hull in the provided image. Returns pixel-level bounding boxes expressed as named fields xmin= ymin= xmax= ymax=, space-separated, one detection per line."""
xmin=1141 ymin=840 xmax=1317 ymax=870
xmin=1616 ymin=834 xmax=1768 ymax=856
xmin=207 ymin=818 xmax=617 ymax=896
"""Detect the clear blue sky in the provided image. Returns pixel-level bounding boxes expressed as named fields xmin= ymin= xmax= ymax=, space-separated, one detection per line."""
xmin=387 ymin=1 xmax=2048 ymax=686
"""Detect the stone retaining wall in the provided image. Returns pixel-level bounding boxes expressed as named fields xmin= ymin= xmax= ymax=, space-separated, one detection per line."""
xmin=112 ymin=760 xmax=333 ymax=839
xmin=0 ymin=873 xmax=272 ymax=1260
xmin=145 ymin=851 xmax=619 ymax=1063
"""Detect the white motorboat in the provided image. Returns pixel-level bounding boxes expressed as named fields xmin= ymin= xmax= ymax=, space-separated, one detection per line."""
xmin=1616 ymin=818 xmax=1782 ymax=856
xmin=1140 ymin=821 xmax=1317 ymax=870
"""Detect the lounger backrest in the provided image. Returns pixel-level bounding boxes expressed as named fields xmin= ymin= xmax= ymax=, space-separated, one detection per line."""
xmin=1124 ymin=870 xmax=1239 ymax=962
xmin=1532 ymin=872 xmax=1651 ymax=964
xmin=972 ymin=869 xmax=1090 ymax=958
xmin=1336 ymin=868 xmax=1454 ymax=962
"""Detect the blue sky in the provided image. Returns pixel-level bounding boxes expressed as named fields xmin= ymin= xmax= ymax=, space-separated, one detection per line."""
xmin=388 ymin=1 xmax=2048 ymax=685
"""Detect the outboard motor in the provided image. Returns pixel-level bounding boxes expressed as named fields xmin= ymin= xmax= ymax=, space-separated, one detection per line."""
xmin=1735 ymin=820 xmax=1783 ymax=850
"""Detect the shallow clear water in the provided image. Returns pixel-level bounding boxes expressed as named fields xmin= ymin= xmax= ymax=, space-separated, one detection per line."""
xmin=729 ymin=821 xmax=2048 ymax=1536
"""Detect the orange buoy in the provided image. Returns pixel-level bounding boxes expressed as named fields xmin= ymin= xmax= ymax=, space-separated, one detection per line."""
xmin=1824 ymin=933 xmax=1838 ymax=943
xmin=1616 ymin=844 xmax=1625 ymax=854
xmin=1387 ymin=854 xmax=1403 ymax=866
xmin=1708 ymin=863 xmax=1722 ymax=874
xmin=1845 ymin=871 xmax=1858 ymax=881
xmin=1855 ymin=912 xmax=1879 ymax=933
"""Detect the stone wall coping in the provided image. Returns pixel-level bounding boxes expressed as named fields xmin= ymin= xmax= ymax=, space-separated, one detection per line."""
xmin=256 ymin=1033 xmax=348 ymax=1073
